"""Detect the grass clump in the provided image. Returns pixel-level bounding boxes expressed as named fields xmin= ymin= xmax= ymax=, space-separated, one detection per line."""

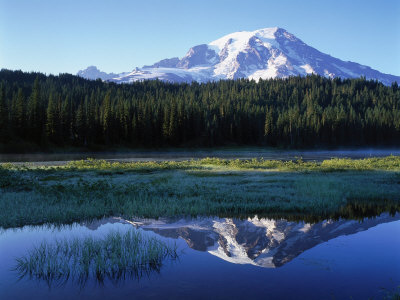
xmin=15 ymin=229 xmax=178 ymax=286
xmin=381 ymin=284 xmax=400 ymax=300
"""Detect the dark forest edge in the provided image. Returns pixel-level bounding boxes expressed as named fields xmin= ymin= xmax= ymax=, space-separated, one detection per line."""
xmin=0 ymin=69 xmax=399 ymax=153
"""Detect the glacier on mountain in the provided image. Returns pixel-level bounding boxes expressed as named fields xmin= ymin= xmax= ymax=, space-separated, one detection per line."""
xmin=77 ymin=27 xmax=400 ymax=85
xmin=83 ymin=214 xmax=400 ymax=268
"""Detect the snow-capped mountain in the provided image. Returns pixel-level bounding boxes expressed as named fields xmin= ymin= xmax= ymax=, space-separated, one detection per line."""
xmin=131 ymin=215 xmax=399 ymax=268
xmin=77 ymin=27 xmax=400 ymax=85
xmin=85 ymin=214 xmax=400 ymax=268
xmin=77 ymin=66 xmax=123 ymax=81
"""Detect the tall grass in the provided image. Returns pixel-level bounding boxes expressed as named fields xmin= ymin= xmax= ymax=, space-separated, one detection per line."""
xmin=62 ymin=155 xmax=400 ymax=172
xmin=15 ymin=229 xmax=178 ymax=286
xmin=1 ymin=156 xmax=399 ymax=228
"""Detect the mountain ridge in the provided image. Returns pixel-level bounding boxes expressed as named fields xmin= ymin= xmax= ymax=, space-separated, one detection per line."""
xmin=77 ymin=27 xmax=400 ymax=85
xmin=84 ymin=214 xmax=400 ymax=268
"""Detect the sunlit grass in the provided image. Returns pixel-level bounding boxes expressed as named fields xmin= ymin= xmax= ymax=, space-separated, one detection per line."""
xmin=15 ymin=229 xmax=178 ymax=286
xmin=61 ymin=155 xmax=400 ymax=172
xmin=0 ymin=156 xmax=399 ymax=228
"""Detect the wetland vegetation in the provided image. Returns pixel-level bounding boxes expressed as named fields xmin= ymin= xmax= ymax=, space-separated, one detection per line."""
xmin=14 ymin=228 xmax=178 ymax=286
xmin=1 ymin=155 xmax=399 ymax=228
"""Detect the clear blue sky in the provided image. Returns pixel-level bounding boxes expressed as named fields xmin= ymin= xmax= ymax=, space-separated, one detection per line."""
xmin=1 ymin=0 xmax=399 ymax=75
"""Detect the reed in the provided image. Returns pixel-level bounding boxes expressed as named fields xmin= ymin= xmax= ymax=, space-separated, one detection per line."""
xmin=15 ymin=229 xmax=178 ymax=286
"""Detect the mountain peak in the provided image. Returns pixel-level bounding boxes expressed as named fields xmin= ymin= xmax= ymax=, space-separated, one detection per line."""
xmin=208 ymin=27 xmax=280 ymax=53
xmin=77 ymin=66 xmax=119 ymax=81
xmin=77 ymin=28 xmax=400 ymax=85
xmin=84 ymin=65 xmax=100 ymax=71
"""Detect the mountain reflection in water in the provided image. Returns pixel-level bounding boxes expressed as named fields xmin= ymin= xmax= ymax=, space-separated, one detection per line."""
xmin=84 ymin=213 xmax=400 ymax=268
xmin=1 ymin=214 xmax=399 ymax=299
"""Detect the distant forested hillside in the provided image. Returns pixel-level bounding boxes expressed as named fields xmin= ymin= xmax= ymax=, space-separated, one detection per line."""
xmin=0 ymin=69 xmax=399 ymax=151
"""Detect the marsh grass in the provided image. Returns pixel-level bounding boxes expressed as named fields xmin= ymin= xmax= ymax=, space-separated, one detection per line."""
xmin=60 ymin=156 xmax=400 ymax=172
xmin=187 ymin=171 xmax=243 ymax=177
xmin=1 ymin=156 xmax=399 ymax=228
xmin=381 ymin=284 xmax=400 ymax=300
xmin=14 ymin=229 xmax=178 ymax=286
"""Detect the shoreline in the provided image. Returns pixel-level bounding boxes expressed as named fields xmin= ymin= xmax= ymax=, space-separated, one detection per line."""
xmin=1 ymin=156 xmax=399 ymax=229
xmin=1 ymin=147 xmax=400 ymax=164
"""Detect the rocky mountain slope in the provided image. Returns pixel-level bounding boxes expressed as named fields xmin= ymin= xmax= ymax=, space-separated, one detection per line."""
xmin=86 ymin=214 xmax=399 ymax=268
xmin=78 ymin=27 xmax=400 ymax=85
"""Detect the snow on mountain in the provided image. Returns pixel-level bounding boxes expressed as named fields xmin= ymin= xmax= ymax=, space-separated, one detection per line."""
xmin=88 ymin=214 xmax=399 ymax=268
xmin=77 ymin=66 xmax=124 ymax=81
xmin=77 ymin=27 xmax=400 ymax=85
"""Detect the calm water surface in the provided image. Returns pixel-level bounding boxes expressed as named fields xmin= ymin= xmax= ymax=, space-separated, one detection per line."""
xmin=1 ymin=214 xmax=399 ymax=300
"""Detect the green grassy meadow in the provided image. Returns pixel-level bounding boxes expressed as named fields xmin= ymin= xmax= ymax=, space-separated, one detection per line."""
xmin=1 ymin=156 xmax=399 ymax=228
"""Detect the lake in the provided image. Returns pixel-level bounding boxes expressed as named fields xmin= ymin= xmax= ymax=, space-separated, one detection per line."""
xmin=1 ymin=214 xmax=399 ymax=300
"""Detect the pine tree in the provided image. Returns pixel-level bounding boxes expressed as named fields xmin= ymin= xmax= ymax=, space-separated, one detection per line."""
xmin=15 ymin=88 xmax=25 ymax=137
xmin=264 ymin=106 xmax=274 ymax=144
xmin=168 ymin=102 xmax=178 ymax=144
xmin=61 ymin=96 xmax=72 ymax=144
xmin=0 ymin=83 xmax=7 ymax=141
xmin=46 ymin=93 xmax=57 ymax=142
xmin=27 ymin=77 xmax=42 ymax=141
xmin=102 ymin=91 xmax=112 ymax=143
xmin=162 ymin=106 xmax=170 ymax=142
xmin=75 ymin=103 xmax=86 ymax=145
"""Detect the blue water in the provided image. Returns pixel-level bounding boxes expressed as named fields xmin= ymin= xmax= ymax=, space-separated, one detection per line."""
xmin=1 ymin=215 xmax=399 ymax=300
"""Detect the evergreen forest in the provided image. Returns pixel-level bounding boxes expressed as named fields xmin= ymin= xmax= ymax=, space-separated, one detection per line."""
xmin=0 ymin=69 xmax=399 ymax=151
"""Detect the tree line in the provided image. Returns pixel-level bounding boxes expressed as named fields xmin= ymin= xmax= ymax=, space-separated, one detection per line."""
xmin=0 ymin=69 xmax=399 ymax=151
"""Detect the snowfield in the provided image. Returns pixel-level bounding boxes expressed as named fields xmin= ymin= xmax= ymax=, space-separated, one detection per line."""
xmin=78 ymin=27 xmax=400 ymax=86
